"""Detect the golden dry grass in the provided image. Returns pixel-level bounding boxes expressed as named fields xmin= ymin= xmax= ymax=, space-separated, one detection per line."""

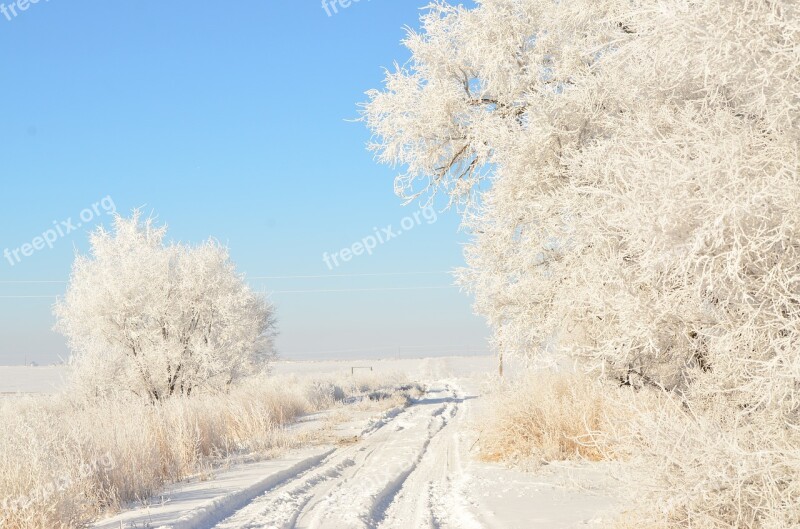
xmin=0 ymin=372 xmax=406 ymax=529
xmin=478 ymin=371 xmax=635 ymax=465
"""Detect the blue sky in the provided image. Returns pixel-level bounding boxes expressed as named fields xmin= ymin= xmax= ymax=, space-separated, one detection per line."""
xmin=0 ymin=0 xmax=489 ymax=365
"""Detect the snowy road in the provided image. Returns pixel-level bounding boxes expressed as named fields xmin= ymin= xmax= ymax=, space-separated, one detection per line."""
xmin=212 ymin=382 xmax=488 ymax=529
xmin=91 ymin=358 xmax=624 ymax=529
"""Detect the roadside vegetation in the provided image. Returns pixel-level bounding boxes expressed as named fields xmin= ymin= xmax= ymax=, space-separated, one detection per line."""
xmin=0 ymin=371 xmax=408 ymax=529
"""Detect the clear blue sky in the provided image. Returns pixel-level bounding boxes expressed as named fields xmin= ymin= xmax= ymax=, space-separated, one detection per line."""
xmin=0 ymin=0 xmax=488 ymax=365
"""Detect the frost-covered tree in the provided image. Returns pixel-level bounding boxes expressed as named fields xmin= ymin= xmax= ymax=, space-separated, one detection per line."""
xmin=364 ymin=0 xmax=637 ymax=374
xmin=364 ymin=0 xmax=799 ymax=383
xmin=55 ymin=212 xmax=276 ymax=401
xmin=365 ymin=0 xmax=800 ymax=525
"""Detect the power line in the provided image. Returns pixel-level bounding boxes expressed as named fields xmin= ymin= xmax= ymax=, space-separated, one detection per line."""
xmin=271 ymin=286 xmax=456 ymax=293
xmin=281 ymin=345 xmax=490 ymax=356
xmin=0 ymin=281 xmax=66 ymax=284
xmin=0 ymin=285 xmax=460 ymax=299
xmin=0 ymin=296 xmax=58 ymax=299
xmin=0 ymin=271 xmax=454 ymax=284
xmin=252 ymin=271 xmax=451 ymax=280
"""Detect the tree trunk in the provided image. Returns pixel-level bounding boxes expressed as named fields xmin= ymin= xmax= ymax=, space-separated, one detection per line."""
xmin=498 ymin=350 xmax=504 ymax=378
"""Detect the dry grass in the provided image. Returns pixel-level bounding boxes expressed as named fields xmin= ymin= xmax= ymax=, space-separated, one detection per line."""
xmin=613 ymin=512 xmax=671 ymax=529
xmin=300 ymin=380 xmax=421 ymax=447
xmin=477 ymin=371 xmax=639 ymax=466
xmin=479 ymin=369 xmax=800 ymax=528
xmin=0 ymin=372 xmax=405 ymax=529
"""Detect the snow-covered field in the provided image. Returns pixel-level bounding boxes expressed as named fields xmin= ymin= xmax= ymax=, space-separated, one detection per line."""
xmin=0 ymin=356 xmax=496 ymax=396
xmin=0 ymin=366 xmax=69 ymax=395
xmin=73 ymin=355 xmax=623 ymax=529
xmin=272 ymin=355 xmax=497 ymax=381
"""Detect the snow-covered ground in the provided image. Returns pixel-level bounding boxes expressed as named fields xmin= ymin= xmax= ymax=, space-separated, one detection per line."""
xmin=84 ymin=356 xmax=624 ymax=529
xmin=0 ymin=365 xmax=69 ymax=395
xmin=0 ymin=356 xmax=494 ymax=396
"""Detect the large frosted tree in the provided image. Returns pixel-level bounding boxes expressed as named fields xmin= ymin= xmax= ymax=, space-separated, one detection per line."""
xmin=364 ymin=0 xmax=640 ymax=375
xmin=55 ymin=212 xmax=276 ymax=401
xmin=365 ymin=1 xmax=799 ymax=526
xmin=365 ymin=0 xmax=798 ymax=384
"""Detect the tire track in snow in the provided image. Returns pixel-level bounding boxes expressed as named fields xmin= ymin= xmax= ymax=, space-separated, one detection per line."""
xmin=376 ymin=386 xmax=484 ymax=529
xmin=294 ymin=386 xmax=454 ymax=529
xmin=212 ymin=384 xmax=471 ymax=529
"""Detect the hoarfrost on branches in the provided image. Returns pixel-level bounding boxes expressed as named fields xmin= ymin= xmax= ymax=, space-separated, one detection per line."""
xmin=55 ymin=212 xmax=276 ymax=401
xmin=365 ymin=0 xmax=800 ymax=525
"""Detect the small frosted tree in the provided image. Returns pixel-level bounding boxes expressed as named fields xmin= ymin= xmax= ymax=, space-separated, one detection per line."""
xmin=55 ymin=212 xmax=276 ymax=401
